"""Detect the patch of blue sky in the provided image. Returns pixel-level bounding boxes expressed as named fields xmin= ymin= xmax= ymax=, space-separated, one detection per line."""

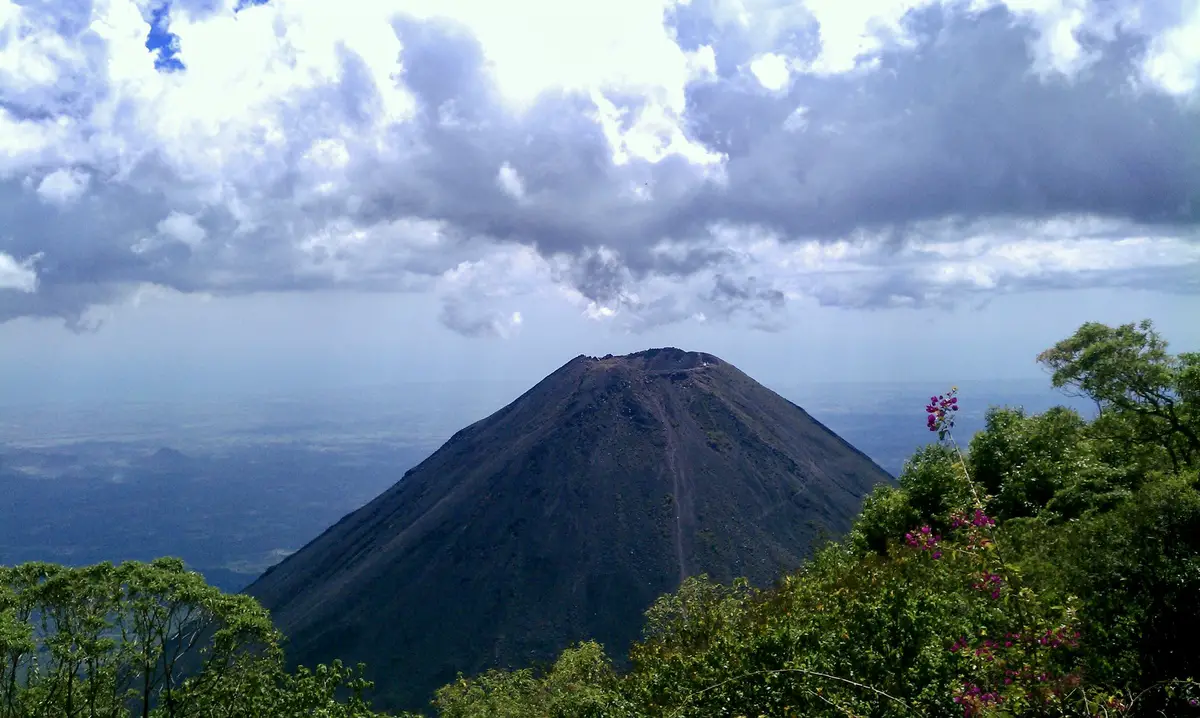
xmin=144 ymin=0 xmax=272 ymax=72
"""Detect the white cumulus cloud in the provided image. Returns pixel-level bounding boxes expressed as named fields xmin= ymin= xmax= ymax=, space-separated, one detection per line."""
xmin=35 ymin=168 xmax=91 ymax=206
xmin=0 ymin=0 xmax=1196 ymax=335
xmin=0 ymin=252 xmax=39 ymax=293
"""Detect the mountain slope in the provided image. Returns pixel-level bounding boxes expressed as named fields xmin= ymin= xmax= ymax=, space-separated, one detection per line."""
xmin=245 ymin=349 xmax=893 ymax=712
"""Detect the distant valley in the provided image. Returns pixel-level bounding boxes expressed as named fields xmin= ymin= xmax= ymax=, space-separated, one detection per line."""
xmin=0 ymin=441 xmax=428 ymax=593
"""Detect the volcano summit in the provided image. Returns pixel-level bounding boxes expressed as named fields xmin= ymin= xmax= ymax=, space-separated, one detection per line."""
xmin=246 ymin=348 xmax=893 ymax=711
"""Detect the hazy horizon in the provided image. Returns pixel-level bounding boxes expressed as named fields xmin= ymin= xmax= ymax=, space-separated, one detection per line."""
xmin=0 ymin=373 xmax=1094 ymax=595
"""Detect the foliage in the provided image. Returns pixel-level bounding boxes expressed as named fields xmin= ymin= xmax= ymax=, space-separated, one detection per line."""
xmin=966 ymin=406 xmax=1130 ymax=522
xmin=1036 ymin=319 xmax=1200 ymax=470
xmin=433 ymin=642 xmax=633 ymax=718
xmin=0 ymin=558 xmax=391 ymax=718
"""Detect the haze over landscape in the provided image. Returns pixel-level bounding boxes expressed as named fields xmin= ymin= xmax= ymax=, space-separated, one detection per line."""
xmin=2 ymin=0 xmax=1200 ymax=715
xmin=0 ymin=375 xmax=1094 ymax=594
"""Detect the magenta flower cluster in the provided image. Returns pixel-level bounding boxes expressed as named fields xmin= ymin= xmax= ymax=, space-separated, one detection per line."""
xmin=953 ymin=682 xmax=1003 ymax=716
xmin=926 ymin=388 xmax=960 ymax=439
xmin=950 ymin=630 xmax=1080 ymax=656
xmin=949 ymin=637 xmax=998 ymax=660
xmin=1034 ymin=626 xmax=1081 ymax=649
xmin=948 ymin=510 xmax=996 ymax=551
xmin=971 ymin=572 xmax=1005 ymax=600
xmin=949 ymin=626 xmax=1085 ymax=716
xmin=951 ymin=509 xmax=995 ymax=530
xmin=905 ymin=525 xmax=943 ymax=559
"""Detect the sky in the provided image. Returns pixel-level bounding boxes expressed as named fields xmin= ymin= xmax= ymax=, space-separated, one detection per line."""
xmin=1 ymin=0 xmax=1199 ymax=404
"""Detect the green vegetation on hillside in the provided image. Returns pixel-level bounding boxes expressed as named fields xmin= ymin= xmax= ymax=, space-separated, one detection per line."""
xmin=3 ymin=319 xmax=1198 ymax=717
xmin=0 ymin=557 xmax=389 ymax=718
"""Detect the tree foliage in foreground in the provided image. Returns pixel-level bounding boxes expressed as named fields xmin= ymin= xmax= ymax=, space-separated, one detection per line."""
xmin=0 ymin=557 xmax=392 ymax=718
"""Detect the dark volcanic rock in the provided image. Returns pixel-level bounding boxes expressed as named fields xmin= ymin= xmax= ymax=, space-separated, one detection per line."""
xmin=245 ymin=348 xmax=893 ymax=713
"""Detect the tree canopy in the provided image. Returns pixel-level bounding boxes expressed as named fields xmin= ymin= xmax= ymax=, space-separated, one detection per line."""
xmin=0 ymin=557 xmax=391 ymax=718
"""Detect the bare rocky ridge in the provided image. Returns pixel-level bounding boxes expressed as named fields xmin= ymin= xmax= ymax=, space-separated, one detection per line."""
xmin=245 ymin=347 xmax=894 ymax=712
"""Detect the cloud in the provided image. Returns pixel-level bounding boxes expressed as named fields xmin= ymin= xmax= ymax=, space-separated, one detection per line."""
xmin=430 ymin=243 xmax=554 ymax=338
xmin=36 ymin=168 xmax=91 ymax=206
xmin=131 ymin=210 xmax=207 ymax=254
xmin=439 ymin=301 xmax=523 ymax=338
xmin=495 ymin=162 xmax=526 ymax=201
xmin=0 ymin=252 xmax=40 ymax=292
xmin=0 ymin=0 xmax=1198 ymax=335
xmin=749 ymin=53 xmax=791 ymax=91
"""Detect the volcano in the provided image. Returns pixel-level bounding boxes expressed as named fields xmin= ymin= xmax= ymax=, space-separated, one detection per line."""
xmin=246 ymin=348 xmax=892 ymax=712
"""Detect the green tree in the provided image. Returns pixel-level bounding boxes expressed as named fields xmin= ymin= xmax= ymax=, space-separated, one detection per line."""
xmin=1037 ymin=319 xmax=1200 ymax=470
xmin=849 ymin=484 xmax=918 ymax=556
xmin=432 ymin=642 xmax=632 ymax=718
xmin=0 ymin=559 xmax=393 ymax=718
xmin=966 ymin=406 xmax=1126 ymax=521
xmin=850 ymin=443 xmax=962 ymax=556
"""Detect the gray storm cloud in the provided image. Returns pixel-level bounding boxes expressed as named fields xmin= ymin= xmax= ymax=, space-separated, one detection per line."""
xmin=0 ymin=0 xmax=1198 ymax=333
